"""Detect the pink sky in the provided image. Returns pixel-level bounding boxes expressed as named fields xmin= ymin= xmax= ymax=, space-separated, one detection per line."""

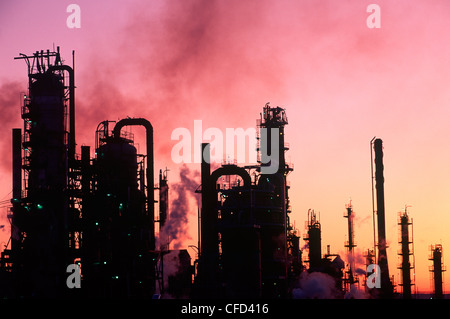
xmin=2 ymin=0 xmax=450 ymax=293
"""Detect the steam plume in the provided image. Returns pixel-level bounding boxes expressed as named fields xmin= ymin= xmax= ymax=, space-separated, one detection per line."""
xmin=159 ymin=164 xmax=200 ymax=250
xmin=292 ymin=272 xmax=341 ymax=299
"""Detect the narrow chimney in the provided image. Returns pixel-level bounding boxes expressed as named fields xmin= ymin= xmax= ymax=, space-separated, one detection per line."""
xmin=374 ymin=138 xmax=393 ymax=298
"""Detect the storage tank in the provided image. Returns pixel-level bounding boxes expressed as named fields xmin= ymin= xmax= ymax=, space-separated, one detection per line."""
xmin=96 ymin=139 xmax=138 ymax=199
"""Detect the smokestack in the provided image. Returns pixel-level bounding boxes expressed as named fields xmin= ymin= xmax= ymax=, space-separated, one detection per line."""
xmin=200 ymin=143 xmax=210 ymax=255
xmin=196 ymin=142 xmax=219 ymax=297
xmin=373 ymin=138 xmax=393 ymax=298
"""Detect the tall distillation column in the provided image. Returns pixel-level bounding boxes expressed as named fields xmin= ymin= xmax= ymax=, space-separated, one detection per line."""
xmin=398 ymin=207 xmax=414 ymax=299
xmin=429 ymin=244 xmax=445 ymax=299
xmin=344 ymin=202 xmax=357 ymax=290
xmin=12 ymin=48 xmax=75 ymax=298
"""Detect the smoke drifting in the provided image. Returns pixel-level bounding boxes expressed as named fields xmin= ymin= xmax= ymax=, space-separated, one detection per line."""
xmin=0 ymin=81 xmax=24 ymax=171
xmin=158 ymin=164 xmax=200 ymax=250
xmin=345 ymin=248 xmax=366 ymax=269
xmin=292 ymin=272 xmax=341 ymax=299
xmin=73 ymin=0 xmax=289 ymax=159
xmin=344 ymin=284 xmax=370 ymax=299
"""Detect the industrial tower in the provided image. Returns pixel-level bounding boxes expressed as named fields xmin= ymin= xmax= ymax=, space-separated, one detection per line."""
xmin=397 ymin=207 xmax=415 ymax=299
xmin=344 ymin=202 xmax=357 ymax=291
xmin=429 ymin=244 xmax=446 ymax=299
xmin=9 ymin=48 xmax=76 ymax=298
xmin=1 ymin=47 xmax=160 ymax=298
xmin=371 ymin=138 xmax=394 ymax=298
xmin=195 ymin=103 xmax=300 ymax=299
xmin=303 ymin=209 xmax=322 ymax=271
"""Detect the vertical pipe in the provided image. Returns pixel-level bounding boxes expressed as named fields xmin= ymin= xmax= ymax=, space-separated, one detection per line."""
xmin=81 ymin=146 xmax=90 ymax=195
xmin=158 ymin=169 xmax=168 ymax=229
xmin=345 ymin=203 xmax=356 ymax=285
xmin=347 ymin=206 xmax=354 ymax=252
xmin=11 ymin=128 xmax=22 ymax=254
xmin=12 ymin=129 xmax=22 ymax=201
xmin=200 ymin=143 xmax=210 ymax=256
xmin=374 ymin=138 xmax=392 ymax=297
xmin=47 ymin=64 xmax=75 ymax=160
xmin=370 ymin=137 xmax=377 ymax=262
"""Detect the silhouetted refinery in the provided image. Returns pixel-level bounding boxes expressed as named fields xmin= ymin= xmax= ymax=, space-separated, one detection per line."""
xmin=0 ymin=47 xmax=446 ymax=299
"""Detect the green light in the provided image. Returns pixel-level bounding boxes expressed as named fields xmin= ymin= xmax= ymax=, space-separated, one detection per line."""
xmin=36 ymin=204 xmax=43 ymax=210
xmin=106 ymin=193 xmax=112 ymax=197
xmin=95 ymin=222 xmax=99 ymax=226
xmin=119 ymin=203 xmax=124 ymax=210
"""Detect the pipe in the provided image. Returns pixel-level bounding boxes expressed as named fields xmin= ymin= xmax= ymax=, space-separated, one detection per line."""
xmin=11 ymin=128 xmax=22 ymax=254
xmin=199 ymin=143 xmax=252 ymax=296
xmin=113 ymin=118 xmax=155 ymax=250
xmin=47 ymin=64 xmax=75 ymax=161
xmin=200 ymin=143 xmax=210 ymax=256
xmin=374 ymin=138 xmax=392 ymax=297
xmin=204 ymin=164 xmax=252 ymax=256
xmin=12 ymin=129 xmax=22 ymax=201
xmin=370 ymin=136 xmax=377 ymax=262
xmin=81 ymin=146 xmax=91 ymax=198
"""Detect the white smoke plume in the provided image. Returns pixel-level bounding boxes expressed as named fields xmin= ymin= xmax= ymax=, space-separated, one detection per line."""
xmin=158 ymin=164 xmax=200 ymax=250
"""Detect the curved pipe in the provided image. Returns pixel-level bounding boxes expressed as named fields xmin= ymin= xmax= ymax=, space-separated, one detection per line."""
xmin=208 ymin=165 xmax=252 ymax=189
xmin=200 ymin=163 xmax=252 ymax=291
xmin=113 ymin=118 xmax=155 ymax=250
xmin=203 ymin=164 xmax=251 ymax=254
